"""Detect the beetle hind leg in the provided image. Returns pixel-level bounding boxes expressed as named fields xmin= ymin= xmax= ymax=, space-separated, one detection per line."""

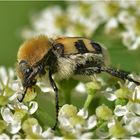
xmin=100 ymin=66 xmax=140 ymax=85
xmin=75 ymin=66 xmax=140 ymax=85
xmin=75 ymin=66 xmax=101 ymax=75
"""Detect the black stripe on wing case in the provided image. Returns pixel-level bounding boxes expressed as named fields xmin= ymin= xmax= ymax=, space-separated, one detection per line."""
xmin=90 ymin=41 xmax=102 ymax=53
xmin=75 ymin=40 xmax=89 ymax=54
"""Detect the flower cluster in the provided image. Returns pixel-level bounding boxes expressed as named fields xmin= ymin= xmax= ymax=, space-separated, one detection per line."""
xmin=21 ymin=0 xmax=140 ymax=50
xmin=0 ymin=67 xmax=55 ymax=139
xmin=0 ymin=66 xmax=140 ymax=139
xmin=99 ymin=80 xmax=140 ymax=139
xmin=58 ymin=104 xmax=97 ymax=139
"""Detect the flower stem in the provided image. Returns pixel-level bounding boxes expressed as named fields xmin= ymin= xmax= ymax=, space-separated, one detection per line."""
xmin=84 ymin=90 xmax=96 ymax=109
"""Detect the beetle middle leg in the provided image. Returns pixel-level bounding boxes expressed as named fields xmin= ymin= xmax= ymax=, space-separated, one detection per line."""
xmin=49 ymin=70 xmax=59 ymax=130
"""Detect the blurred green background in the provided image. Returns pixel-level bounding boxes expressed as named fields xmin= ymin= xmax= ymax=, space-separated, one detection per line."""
xmin=0 ymin=1 xmax=64 ymax=67
xmin=0 ymin=1 xmax=140 ymax=73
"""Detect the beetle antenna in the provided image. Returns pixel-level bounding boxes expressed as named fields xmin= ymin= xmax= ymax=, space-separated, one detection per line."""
xmin=17 ymin=87 xmax=27 ymax=102
xmin=101 ymin=66 xmax=140 ymax=85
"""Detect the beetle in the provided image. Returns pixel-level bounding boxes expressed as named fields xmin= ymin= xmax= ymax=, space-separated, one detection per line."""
xmin=16 ymin=35 xmax=140 ymax=129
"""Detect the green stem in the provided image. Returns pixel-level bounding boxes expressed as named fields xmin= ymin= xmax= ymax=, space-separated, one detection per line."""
xmin=84 ymin=90 xmax=96 ymax=109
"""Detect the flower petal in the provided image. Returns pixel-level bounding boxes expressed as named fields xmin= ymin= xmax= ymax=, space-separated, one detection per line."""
xmin=128 ymin=102 xmax=140 ymax=115
xmin=0 ymin=67 xmax=8 ymax=85
xmin=96 ymin=127 xmax=110 ymax=139
xmin=104 ymin=92 xmax=117 ymax=101
xmin=1 ymin=107 xmax=14 ymax=123
xmin=86 ymin=115 xmax=97 ymax=129
xmin=29 ymin=101 xmax=38 ymax=114
xmin=80 ymin=132 xmax=93 ymax=139
xmin=7 ymin=121 xmax=21 ymax=134
xmin=0 ymin=133 xmax=10 ymax=140
xmin=32 ymin=124 xmax=42 ymax=134
xmin=77 ymin=108 xmax=88 ymax=119
xmin=12 ymin=134 xmax=21 ymax=140
xmin=114 ymin=105 xmax=128 ymax=116
xmin=42 ymin=128 xmax=54 ymax=139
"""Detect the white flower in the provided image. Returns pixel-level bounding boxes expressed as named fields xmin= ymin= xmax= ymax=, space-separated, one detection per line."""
xmin=0 ymin=67 xmax=16 ymax=93
xmin=58 ymin=104 xmax=97 ymax=138
xmin=12 ymin=134 xmax=21 ymax=140
xmin=122 ymin=112 xmax=136 ymax=124
xmin=77 ymin=108 xmax=97 ymax=130
xmin=0 ymin=67 xmax=9 ymax=86
xmin=1 ymin=107 xmax=14 ymax=123
xmin=118 ymin=11 xmax=130 ymax=25
xmin=119 ymin=0 xmax=138 ymax=9
xmin=131 ymin=36 xmax=140 ymax=50
xmin=91 ymin=2 xmax=110 ymax=21
xmin=79 ymin=132 xmax=93 ymax=139
xmin=113 ymin=102 xmax=140 ymax=135
xmin=132 ymin=85 xmax=140 ymax=101
xmin=7 ymin=101 xmax=28 ymax=111
xmin=9 ymin=80 xmax=22 ymax=92
xmin=124 ymin=116 xmax=140 ymax=135
xmin=20 ymin=1 xmax=140 ymax=51
xmin=127 ymin=102 xmax=140 ymax=116
xmin=86 ymin=115 xmax=97 ymax=129
xmin=7 ymin=121 xmax=21 ymax=134
xmin=103 ymin=87 xmax=117 ymax=101
xmin=105 ymin=17 xmax=118 ymax=34
xmin=108 ymin=118 xmax=116 ymax=128
xmin=0 ymin=67 xmax=23 ymax=107
xmin=0 ymin=133 xmax=10 ymax=140
xmin=31 ymin=124 xmax=57 ymax=139
xmin=42 ymin=128 xmax=54 ymax=139
xmin=1 ymin=107 xmax=21 ymax=134
xmin=28 ymin=101 xmax=38 ymax=115
xmin=75 ymin=82 xmax=86 ymax=94
xmin=121 ymin=30 xmax=136 ymax=48
xmin=32 ymin=124 xmax=42 ymax=135
xmin=114 ymin=105 xmax=128 ymax=117
xmin=96 ymin=126 xmax=110 ymax=139
xmin=21 ymin=6 xmax=66 ymax=39
xmin=130 ymin=136 xmax=140 ymax=140
xmin=77 ymin=108 xmax=88 ymax=119
xmin=67 ymin=4 xmax=99 ymax=36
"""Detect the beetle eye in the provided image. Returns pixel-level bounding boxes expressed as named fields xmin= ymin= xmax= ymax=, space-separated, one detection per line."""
xmin=26 ymin=68 xmax=31 ymax=74
xmin=25 ymin=68 xmax=32 ymax=78
xmin=19 ymin=60 xmax=32 ymax=78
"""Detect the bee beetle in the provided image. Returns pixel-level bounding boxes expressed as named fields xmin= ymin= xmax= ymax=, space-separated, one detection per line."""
xmin=16 ymin=35 xmax=140 ymax=129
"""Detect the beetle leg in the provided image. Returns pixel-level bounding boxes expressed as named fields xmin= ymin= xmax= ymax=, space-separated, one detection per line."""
xmin=49 ymin=70 xmax=59 ymax=130
xmin=100 ymin=66 xmax=140 ymax=85
xmin=75 ymin=66 xmax=140 ymax=85
xmin=75 ymin=66 xmax=101 ymax=75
